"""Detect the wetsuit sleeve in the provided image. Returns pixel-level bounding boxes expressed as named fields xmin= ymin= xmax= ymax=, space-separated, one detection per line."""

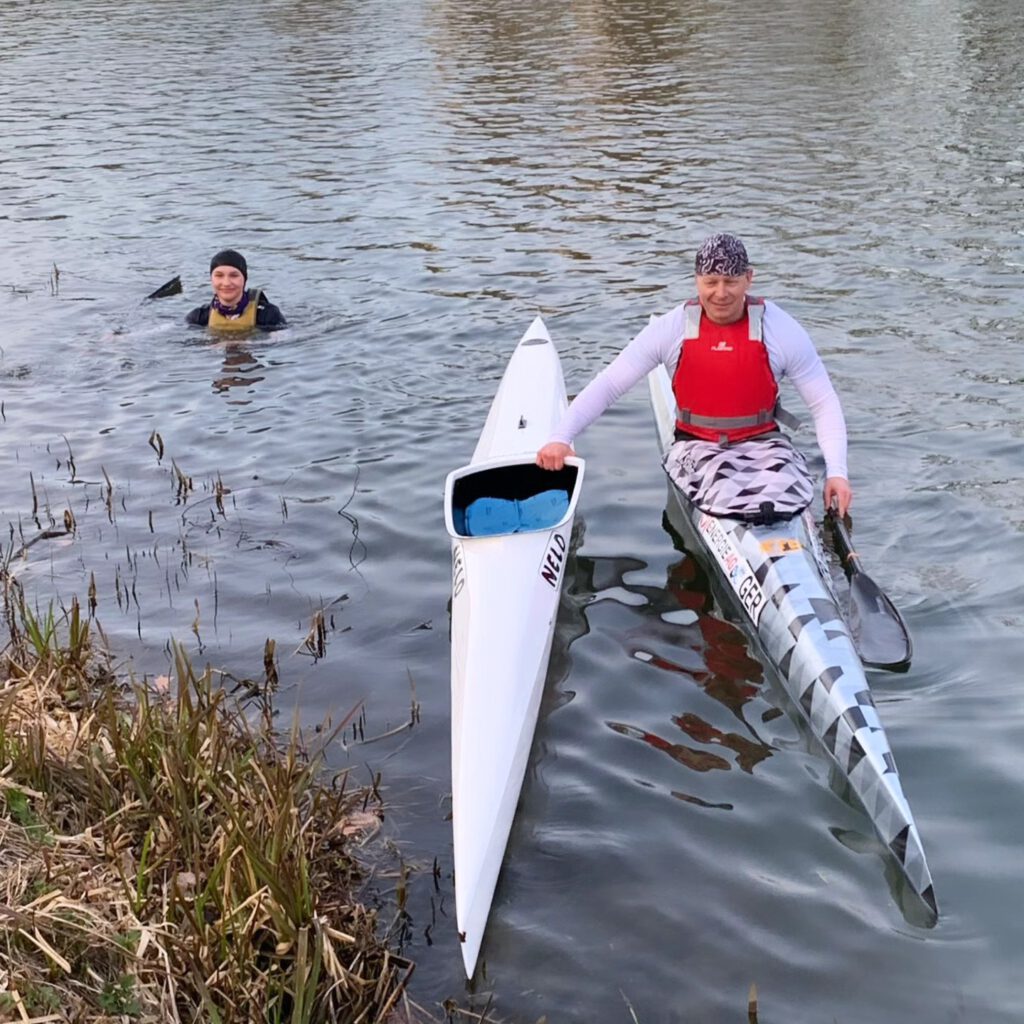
xmin=764 ymin=303 xmax=848 ymax=480
xmin=185 ymin=304 xmax=210 ymax=326
xmin=256 ymin=295 xmax=287 ymax=330
xmin=549 ymin=307 xmax=686 ymax=445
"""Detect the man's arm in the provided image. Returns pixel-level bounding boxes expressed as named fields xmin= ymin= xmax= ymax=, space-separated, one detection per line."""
xmin=537 ymin=307 xmax=686 ymax=470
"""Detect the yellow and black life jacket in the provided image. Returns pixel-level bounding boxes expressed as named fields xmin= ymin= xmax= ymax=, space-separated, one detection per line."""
xmin=207 ymin=289 xmax=262 ymax=332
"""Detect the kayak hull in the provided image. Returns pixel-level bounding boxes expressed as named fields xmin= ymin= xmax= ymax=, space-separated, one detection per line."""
xmin=648 ymin=362 xmax=936 ymax=918
xmin=445 ymin=317 xmax=585 ymax=976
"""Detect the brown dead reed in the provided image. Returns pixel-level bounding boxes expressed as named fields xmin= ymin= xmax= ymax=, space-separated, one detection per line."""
xmin=0 ymin=579 xmax=412 ymax=1023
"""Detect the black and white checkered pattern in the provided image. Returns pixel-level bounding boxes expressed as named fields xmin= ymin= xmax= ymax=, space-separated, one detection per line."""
xmin=679 ymin=501 xmax=936 ymax=915
xmin=664 ymin=435 xmax=815 ymax=518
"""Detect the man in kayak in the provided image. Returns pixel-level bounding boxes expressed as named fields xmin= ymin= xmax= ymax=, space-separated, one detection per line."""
xmin=185 ymin=249 xmax=287 ymax=331
xmin=536 ymin=233 xmax=852 ymax=519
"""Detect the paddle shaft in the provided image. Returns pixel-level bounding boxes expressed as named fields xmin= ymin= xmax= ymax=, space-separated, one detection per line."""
xmin=829 ymin=510 xmax=863 ymax=575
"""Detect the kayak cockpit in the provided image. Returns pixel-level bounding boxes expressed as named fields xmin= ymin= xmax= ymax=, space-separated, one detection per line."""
xmin=445 ymin=458 xmax=582 ymax=539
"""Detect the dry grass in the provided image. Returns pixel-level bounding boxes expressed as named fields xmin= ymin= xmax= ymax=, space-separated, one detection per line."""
xmin=0 ymin=577 xmax=414 ymax=1023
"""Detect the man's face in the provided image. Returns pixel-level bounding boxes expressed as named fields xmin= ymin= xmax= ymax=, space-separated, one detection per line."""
xmin=695 ymin=270 xmax=753 ymax=325
xmin=211 ymin=266 xmax=246 ymax=306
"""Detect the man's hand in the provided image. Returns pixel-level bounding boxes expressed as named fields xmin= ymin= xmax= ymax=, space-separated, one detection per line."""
xmin=536 ymin=442 xmax=575 ymax=471
xmin=824 ymin=476 xmax=852 ymax=517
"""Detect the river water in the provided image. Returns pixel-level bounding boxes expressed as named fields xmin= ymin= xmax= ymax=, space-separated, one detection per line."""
xmin=2 ymin=0 xmax=1022 ymax=1020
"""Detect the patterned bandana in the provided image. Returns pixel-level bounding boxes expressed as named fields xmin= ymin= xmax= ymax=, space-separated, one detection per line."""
xmin=694 ymin=233 xmax=750 ymax=277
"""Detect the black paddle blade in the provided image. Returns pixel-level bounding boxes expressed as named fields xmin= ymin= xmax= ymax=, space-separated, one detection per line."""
xmin=847 ymin=573 xmax=912 ymax=672
xmin=826 ymin=509 xmax=913 ymax=672
xmin=146 ymin=275 xmax=182 ymax=300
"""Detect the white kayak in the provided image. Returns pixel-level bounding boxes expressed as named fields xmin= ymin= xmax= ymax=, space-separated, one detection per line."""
xmin=648 ymin=362 xmax=937 ymax=920
xmin=444 ymin=316 xmax=585 ymax=977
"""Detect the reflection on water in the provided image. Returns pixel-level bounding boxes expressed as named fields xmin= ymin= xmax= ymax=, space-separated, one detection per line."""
xmin=212 ymin=343 xmax=267 ymax=399
xmin=674 ymin=712 xmax=772 ymax=775
xmin=606 ymin=720 xmax=732 ymax=774
xmin=630 ymin=625 xmax=766 ymax=716
xmin=575 ymin=541 xmax=773 ymax=811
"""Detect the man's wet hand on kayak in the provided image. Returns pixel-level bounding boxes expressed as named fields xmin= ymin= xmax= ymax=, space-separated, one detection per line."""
xmin=536 ymin=442 xmax=575 ymax=470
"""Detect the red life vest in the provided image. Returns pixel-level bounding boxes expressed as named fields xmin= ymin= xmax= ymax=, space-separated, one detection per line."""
xmin=672 ymin=298 xmax=779 ymax=444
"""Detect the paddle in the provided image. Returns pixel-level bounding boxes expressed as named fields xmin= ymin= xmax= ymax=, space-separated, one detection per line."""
xmin=825 ymin=508 xmax=913 ymax=672
xmin=145 ymin=275 xmax=182 ymax=300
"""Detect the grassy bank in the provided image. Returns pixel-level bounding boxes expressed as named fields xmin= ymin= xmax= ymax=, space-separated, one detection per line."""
xmin=0 ymin=578 xmax=415 ymax=1023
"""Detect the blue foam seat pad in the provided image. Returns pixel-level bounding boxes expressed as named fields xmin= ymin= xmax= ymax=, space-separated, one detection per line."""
xmin=517 ymin=489 xmax=570 ymax=531
xmin=462 ymin=490 xmax=569 ymax=536
xmin=464 ymin=497 xmax=520 ymax=536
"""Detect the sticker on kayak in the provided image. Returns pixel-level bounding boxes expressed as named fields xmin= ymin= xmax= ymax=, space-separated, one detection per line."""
xmin=759 ymin=538 xmax=802 ymax=556
xmin=540 ymin=531 xmax=567 ymax=589
xmin=697 ymin=514 xmax=765 ymax=627
xmin=452 ymin=544 xmax=466 ymax=598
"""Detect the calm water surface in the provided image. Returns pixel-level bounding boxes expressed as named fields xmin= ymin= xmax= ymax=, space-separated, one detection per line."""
xmin=2 ymin=1 xmax=1022 ymax=1020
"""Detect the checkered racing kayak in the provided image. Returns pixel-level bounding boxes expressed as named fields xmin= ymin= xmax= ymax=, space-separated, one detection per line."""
xmin=648 ymin=363 xmax=937 ymax=919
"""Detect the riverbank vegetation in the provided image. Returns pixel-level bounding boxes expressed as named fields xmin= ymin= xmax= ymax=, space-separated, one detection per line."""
xmin=0 ymin=577 xmax=416 ymax=1023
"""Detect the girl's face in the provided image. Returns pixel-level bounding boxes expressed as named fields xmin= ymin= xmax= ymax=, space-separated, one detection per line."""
xmin=211 ymin=266 xmax=246 ymax=306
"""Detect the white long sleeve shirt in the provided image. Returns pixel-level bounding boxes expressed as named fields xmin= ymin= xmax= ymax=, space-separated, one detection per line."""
xmin=551 ymin=301 xmax=849 ymax=480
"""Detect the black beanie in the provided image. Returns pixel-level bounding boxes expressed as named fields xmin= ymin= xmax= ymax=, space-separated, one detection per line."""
xmin=210 ymin=249 xmax=248 ymax=280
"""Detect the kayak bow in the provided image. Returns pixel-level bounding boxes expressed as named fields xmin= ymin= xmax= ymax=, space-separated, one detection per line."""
xmin=444 ymin=316 xmax=585 ymax=977
xmin=647 ymin=361 xmax=936 ymax=920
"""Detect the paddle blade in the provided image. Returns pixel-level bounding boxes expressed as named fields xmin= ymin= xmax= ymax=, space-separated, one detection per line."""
xmin=848 ymin=573 xmax=912 ymax=672
xmin=826 ymin=509 xmax=913 ymax=672
xmin=146 ymin=275 xmax=182 ymax=300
